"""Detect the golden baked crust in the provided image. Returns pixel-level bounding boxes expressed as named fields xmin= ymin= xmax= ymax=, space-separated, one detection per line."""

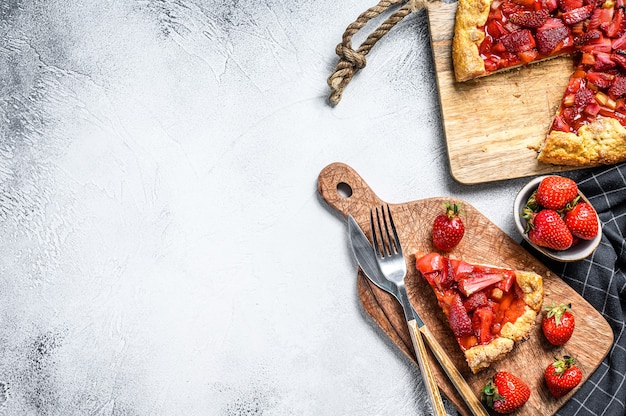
xmin=515 ymin=270 xmax=544 ymax=312
xmin=464 ymin=270 xmax=544 ymax=373
xmin=452 ymin=0 xmax=491 ymax=82
xmin=465 ymin=337 xmax=514 ymax=374
xmin=538 ymin=117 xmax=626 ymax=166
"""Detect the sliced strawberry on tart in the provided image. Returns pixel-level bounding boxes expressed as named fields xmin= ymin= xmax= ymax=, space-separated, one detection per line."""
xmin=415 ymin=252 xmax=544 ymax=373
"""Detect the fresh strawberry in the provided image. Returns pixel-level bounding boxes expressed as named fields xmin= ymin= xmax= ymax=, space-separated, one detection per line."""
xmin=432 ymin=202 xmax=465 ymax=251
xmin=508 ymin=9 xmax=550 ymax=28
xmin=448 ymin=293 xmax=474 ymax=338
xmin=527 ymin=209 xmax=574 ymax=250
xmin=545 ymin=356 xmax=583 ymax=398
xmin=481 ymin=371 xmax=531 ymax=414
xmin=536 ymin=175 xmax=579 ymax=210
xmin=565 ymin=201 xmax=599 ymax=239
xmin=542 ymin=303 xmax=575 ymax=345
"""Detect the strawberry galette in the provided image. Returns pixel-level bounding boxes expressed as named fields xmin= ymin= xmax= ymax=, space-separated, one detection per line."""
xmin=452 ymin=0 xmax=626 ymax=166
xmin=415 ymin=253 xmax=544 ymax=373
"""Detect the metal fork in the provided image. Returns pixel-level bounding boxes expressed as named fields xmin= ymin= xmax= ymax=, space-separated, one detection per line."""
xmin=371 ymin=205 xmax=447 ymax=416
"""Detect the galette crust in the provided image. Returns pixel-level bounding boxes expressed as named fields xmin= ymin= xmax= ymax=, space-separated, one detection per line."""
xmin=452 ymin=0 xmax=491 ymax=82
xmin=538 ymin=117 xmax=626 ymax=166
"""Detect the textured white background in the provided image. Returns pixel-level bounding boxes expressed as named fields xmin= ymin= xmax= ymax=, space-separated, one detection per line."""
xmin=0 ymin=0 xmax=531 ymax=414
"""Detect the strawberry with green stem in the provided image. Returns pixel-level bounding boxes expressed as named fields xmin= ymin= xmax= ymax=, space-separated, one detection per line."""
xmin=535 ymin=176 xmax=579 ymax=210
xmin=481 ymin=371 xmax=531 ymax=414
xmin=545 ymin=356 xmax=583 ymax=398
xmin=565 ymin=200 xmax=599 ymax=240
xmin=432 ymin=202 xmax=465 ymax=252
xmin=523 ymin=208 xmax=573 ymax=251
xmin=543 ymin=303 xmax=575 ymax=345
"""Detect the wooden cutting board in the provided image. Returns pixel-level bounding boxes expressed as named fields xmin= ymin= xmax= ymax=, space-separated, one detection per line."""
xmin=318 ymin=162 xmax=613 ymax=416
xmin=427 ymin=1 xmax=578 ymax=184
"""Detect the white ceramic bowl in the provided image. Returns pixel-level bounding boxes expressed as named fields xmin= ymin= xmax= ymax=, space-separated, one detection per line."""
xmin=513 ymin=175 xmax=602 ymax=262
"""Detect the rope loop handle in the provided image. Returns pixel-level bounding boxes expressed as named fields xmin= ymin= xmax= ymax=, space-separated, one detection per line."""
xmin=327 ymin=0 xmax=426 ymax=106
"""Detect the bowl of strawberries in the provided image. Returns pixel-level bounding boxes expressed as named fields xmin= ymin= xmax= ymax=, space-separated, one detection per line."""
xmin=514 ymin=175 xmax=602 ymax=262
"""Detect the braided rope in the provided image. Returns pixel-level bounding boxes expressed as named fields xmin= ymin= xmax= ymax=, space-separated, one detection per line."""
xmin=327 ymin=0 xmax=424 ymax=105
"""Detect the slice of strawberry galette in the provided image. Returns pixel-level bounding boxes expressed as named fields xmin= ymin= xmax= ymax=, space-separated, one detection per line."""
xmin=415 ymin=253 xmax=544 ymax=373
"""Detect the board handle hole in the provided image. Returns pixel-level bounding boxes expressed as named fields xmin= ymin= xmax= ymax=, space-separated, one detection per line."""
xmin=337 ymin=182 xmax=352 ymax=198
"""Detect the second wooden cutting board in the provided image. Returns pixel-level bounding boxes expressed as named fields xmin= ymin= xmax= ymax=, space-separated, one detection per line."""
xmin=427 ymin=1 xmax=578 ymax=184
xmin=318 ymin=162 xmax=613 ymax=416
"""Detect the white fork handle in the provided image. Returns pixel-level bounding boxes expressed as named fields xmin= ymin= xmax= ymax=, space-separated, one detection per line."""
xmin=418 ymin=325 xmax=489 ymax=416
xmin=407 ymin=319 xmax=447 ymax=416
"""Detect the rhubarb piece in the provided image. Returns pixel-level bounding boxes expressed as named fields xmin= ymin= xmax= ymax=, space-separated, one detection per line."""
xmin=458 ymin=272 xmax=505 ymax=296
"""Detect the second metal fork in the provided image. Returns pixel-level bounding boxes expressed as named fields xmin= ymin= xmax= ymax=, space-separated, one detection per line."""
xmin=370 ymin=205 xmax=447 ymax=416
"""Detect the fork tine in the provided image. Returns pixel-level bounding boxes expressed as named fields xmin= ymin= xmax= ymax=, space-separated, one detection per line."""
xmin=385 ymin=204 xmax=402 ymax=256
xmin=370 ymin=207 xmax=382 ymax=257
xmin=370 ymin=205 xmax=401 ymax=258
xmin=380 ymin=205 xmax=395 ymax=256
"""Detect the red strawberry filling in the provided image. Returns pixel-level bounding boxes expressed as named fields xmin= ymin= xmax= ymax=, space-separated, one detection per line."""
xmin=552 ymin=68 xmax=626 ymax=132
xmin=416 ymin=253 xmax=529 ymax=351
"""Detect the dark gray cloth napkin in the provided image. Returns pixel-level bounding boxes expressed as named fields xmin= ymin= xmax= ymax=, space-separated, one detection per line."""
xmin=521 ymin=163 xmax=626 ymax=416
